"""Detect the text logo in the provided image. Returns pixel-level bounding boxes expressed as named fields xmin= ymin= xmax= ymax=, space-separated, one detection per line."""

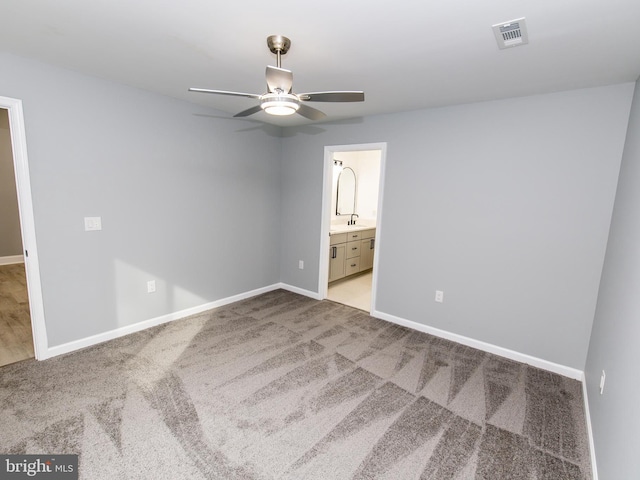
xmin=0 ymin=455 xmax=78 ymax=479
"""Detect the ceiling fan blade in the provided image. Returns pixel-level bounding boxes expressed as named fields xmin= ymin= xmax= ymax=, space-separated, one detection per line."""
xmin=296 ymin=103 xmax=326 ymax=121
xmin=298 ymin=91 xmax=365 ymax=102
xmin=233 ymin=105 xmax=263 ymax=118
xmin=189 ymin=88 xmax=260 ymax=99
xmin=266 ymin=66 xmax=293 ymax=93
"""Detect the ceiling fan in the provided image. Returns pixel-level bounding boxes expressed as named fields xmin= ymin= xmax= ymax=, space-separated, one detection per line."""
xmin=189 ymin=35 xmax=365 ymax=121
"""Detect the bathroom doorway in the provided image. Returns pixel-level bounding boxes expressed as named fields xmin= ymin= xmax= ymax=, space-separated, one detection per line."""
xmin=319 ymin=143 xmax=387 ymax=313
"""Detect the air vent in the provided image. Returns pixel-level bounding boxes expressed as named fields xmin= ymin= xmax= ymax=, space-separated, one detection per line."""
xmin=492 ymin=18 xmax=529 ymax=49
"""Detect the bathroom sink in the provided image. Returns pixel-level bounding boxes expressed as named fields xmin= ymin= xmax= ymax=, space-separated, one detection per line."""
xmin=330 ymin=224 xmax=372 ymax=234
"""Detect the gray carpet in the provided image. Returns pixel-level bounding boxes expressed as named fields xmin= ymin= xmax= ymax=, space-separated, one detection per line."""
xmin=0 ymin=289 xmax=592 ymax=479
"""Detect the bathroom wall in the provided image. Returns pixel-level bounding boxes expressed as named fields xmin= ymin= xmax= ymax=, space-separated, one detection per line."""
xmin=331 ymin=150 xmax=381 ymax=227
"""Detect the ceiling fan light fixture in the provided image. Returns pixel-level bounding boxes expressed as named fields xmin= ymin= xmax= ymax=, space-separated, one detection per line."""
xmin=189 ymin=36 xmax=363 ymax=122
xmin=263 ymin=102 xmax=298 ymax=116
xmin=261 ymin=94 xmax=300 ymax=116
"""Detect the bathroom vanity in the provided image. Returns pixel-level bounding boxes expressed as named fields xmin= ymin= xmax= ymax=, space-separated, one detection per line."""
xmin=329 ymin=226 xmax=376 ymax=283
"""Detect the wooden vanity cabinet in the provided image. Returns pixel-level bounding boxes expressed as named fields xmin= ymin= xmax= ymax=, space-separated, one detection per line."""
xmin=329 ymin=228 xmax=375 ymax=283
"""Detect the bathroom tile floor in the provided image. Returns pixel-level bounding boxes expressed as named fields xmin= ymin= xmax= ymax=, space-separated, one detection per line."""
xmin=327 ymin=270 xmax=372 ymax=312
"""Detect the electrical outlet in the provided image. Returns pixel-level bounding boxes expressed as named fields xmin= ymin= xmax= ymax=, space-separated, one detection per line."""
xmin=84 ymin=216 xmax=102 ymax=231
xmin=299 ymin=260 xmax=304 ymax=270
xmin=599 ymin=370 xmax=606 ymax=395
xmin=435 ymin=290 xmax=444 ymax=303
xmin=147 ymin=280 xmax=156 ymax=294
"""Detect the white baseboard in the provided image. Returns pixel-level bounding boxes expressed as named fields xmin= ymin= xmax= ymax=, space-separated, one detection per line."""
xmin=280 ymin=286 xmax=584 ymax=380
xmin=43 ymin=283 xmax=283 ymax=360
xmin=278 ymin=282 xmax=323 ymax=300
xmin=41 ymin=281 xmax=584 ymax=382
xmin=0 ymin=254 xmax=24 ymax=266
xmin=371 ymin=309 xmax=584 ymax=380
xmin=581 ymin=372 xmax=599 ymax=480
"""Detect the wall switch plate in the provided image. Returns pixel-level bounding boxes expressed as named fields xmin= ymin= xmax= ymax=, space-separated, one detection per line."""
xmin=435 ymin=290 xmax=444 ymax=303
xmin=84 ymin=217 xmax=102 ymax=231
xmin=299 ymin=260 xmax=304 ymax=270
xmin=147 ymin=280 xmax=156 ymax=293
xmin=599 ymin=370 xmax=606 ymax=394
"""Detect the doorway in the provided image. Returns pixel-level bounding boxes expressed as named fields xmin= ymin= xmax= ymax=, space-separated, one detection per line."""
xmin=0 ymin=108 xmax=34 ymax=365
xmin=0 ymin=97 xmax=47 ymax=362
xmin=319 ymin=143 xmax=387 ymax=313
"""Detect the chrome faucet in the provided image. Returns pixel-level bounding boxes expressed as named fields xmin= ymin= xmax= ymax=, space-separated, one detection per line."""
xmin=348 ymin=213 xmax=359 ymax=225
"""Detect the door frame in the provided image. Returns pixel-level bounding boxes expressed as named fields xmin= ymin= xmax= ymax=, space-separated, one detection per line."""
xmin=318 ymin=142 xmax=387 ymax=312
xmin=1 ymin=96 xmax=48 ymax=359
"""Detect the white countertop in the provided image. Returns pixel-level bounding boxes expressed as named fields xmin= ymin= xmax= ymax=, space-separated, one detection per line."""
xmin=329 ymin=224 xmax=376 ymax=235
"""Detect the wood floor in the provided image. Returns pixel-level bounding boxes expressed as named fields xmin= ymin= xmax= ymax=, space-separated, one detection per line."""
xmin=0 ymin=263 xmax=34 ymax=366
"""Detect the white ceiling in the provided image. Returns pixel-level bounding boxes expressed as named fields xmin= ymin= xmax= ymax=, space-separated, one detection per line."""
xmin=1 ymin=0 xmax=640 ymax=126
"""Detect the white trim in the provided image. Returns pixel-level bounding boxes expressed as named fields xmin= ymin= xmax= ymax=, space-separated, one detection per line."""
xmin=41 ymin=282 xmax=323 ymax=361
xmin=285 ymin=283 xmax=584 ymax=379
xmin=372 ymin=308 xmax=584 ymax=380
xmin=581 ymin=372 xmax=599 ymax=480
xmin=1 ymin=97 xmax=48 ymax=359
xmin=39 ymin=277 xmax=585 ymax=381
xmin=0 ymin=255 xmax=24 ymax=265
xmin=318 ymin=142 xmax=388 ymax=313
xmin=43 ymin=284 xmax=284 ymax=360
xmin=278 ymin=282 xmax=322 ymax=300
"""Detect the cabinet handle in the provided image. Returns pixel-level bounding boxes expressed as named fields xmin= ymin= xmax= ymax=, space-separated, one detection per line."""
xmin=331 ymin=246 xmax=337 ymax=259
xmin=352 ymin=247 xmax=358 ymax=250
xmin=370 ymin=239 xmax=375 ymax=249
xmin=352 ymin=235 xmax=358 ymax=238
xmin=351 ymin=263 xmax=357 ymax=267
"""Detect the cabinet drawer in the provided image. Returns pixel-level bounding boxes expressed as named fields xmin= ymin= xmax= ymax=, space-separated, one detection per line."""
xmin=330 ymin=233 xmax=348 ymax=245
xmin=346 ymin=231 xmax=363 ymax=242
xmin=345 ymin=257 xmax=360 ymax=276
xmin=346 ymin=241 xmax=361 ymax=259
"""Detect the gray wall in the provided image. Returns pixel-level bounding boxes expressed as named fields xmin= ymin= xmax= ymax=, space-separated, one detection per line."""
xmin=0 ymin=54 xmax=283 ymax=347
xmin=280 ymin=84 xmax=633 ymax=369
xmin=0 ymin=50 xmax=635 ymax=376
xmin=585 ymin=80 xmax=640 ymax=479
xmin=0 ymin=112 xmax=23 ymax=257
